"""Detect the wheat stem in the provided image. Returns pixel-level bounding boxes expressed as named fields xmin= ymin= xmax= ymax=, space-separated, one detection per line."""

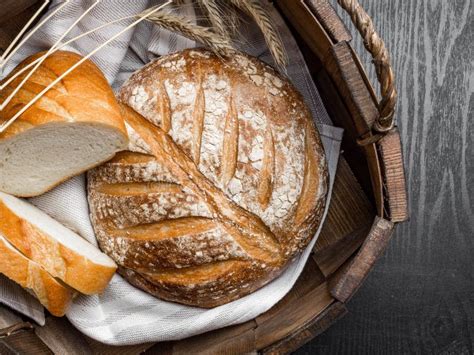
xmin=198 ymin=0 xmax=230 ymax=40
xmin=230 ymin=0 xmax=288 ymax=68
xmin=143 ymin=10 xmax=233 ymax=56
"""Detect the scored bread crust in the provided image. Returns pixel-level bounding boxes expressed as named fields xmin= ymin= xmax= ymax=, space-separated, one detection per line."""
xmin=0 ymin=193 xmax=117 ymax=295
xmin=0 ymin=51 xmax=128 ymax=197
xmin=0 ymin=236 xmax=74 ymax=317
xmin=0 ymin=51 xmax=126 ymax=140
xmin=88 ymin=49 xmax=328 ymax=307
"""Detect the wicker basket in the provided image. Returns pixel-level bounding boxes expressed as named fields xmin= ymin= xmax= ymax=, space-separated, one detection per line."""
xmin=0 ymin=0 xmax=408 ymax=353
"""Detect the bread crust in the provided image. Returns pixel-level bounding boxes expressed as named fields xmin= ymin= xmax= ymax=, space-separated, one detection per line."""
xmin=0 ymin=197 xmax=117 ymax=295
xmin=0 ymin=51 xmax=126 ymax=140
xmin=0 ymin=51 xmax=128 ymax=197
xmin=88 ymin=49 xmax=328 ymax=307
xmin=0 ymin=236 xmax=74 ymax=316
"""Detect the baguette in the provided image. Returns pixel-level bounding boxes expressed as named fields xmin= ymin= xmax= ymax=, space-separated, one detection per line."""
xmin=0 ymin=51 xmax=128 ymax=197
xmin=0 ymin=192 xmax=117 ymax=295
xmin=0 ymin=235 xmax=74 ymax=317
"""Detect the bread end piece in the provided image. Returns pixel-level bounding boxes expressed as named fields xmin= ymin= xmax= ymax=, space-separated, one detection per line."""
xmin=0 ymin=192 xmax=117 ymax=295
xmin=0 ymin=235 xmax=74 ymax=317
xmin=0 ymin=51 xmax=128 ymax=197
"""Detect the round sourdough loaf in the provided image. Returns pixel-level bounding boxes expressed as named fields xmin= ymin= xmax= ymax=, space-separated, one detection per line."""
xmin=87 ymin=48 xmax=328 ymax=307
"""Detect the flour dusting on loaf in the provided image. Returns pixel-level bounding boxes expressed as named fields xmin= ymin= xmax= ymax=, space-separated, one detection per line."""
xmin=88 ymin=49 xmax=328 ymax=307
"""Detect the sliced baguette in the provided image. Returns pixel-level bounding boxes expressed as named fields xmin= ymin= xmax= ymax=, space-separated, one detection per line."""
xmin=0 ymin=192 xmax=117 ymax=295
xmin=0 ymin=235 xmax=74 ymax=316
xmin=0 ymin=51 xmax=128 ymax=197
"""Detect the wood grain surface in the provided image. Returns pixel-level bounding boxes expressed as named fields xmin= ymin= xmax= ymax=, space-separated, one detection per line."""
xmin=298 ymin=0 xmax=474 ymax=353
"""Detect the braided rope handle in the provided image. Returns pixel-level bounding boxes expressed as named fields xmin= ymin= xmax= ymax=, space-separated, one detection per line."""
xmin=337 ymin=0 xmax=397 ymax=133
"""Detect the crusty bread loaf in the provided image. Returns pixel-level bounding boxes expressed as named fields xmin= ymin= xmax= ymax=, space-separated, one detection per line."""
xmin=0 ymin=235 xmax=74 ymax=317
xmin=0 ymin=192 xmax=117 ymax=295
xmin=0 ymin=51 xmax=128 ymax=197
xmin=88 ymin=49 xmax=328 ymax=307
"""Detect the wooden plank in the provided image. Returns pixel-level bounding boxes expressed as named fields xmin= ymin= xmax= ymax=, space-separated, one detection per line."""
xmin=1 ymin=329 xmax=53 ymax=354
xmin=0 ymin=307 xmax=22 ymax=329
xmin=261 ymin=301 xmax=347 ymax=354
xmin=329 ymin=216 xmax=394 ymax=302
xmin=86 ymin=337 xmax=154 ymax=355
xmin=274 ymin=0 xmax=334 ymax=60
xmin=314 ymin=224 xmax=370 ymax=277
xmin=0 ymin=305 xmax=45 ymax=353
xmin=363 ymin=143 xmax=384 ymax=217
xmin=284 ymin=0 xmax=382 ymax=211
xmin=315 ymin=68 xmax=384 ymax=216
xmin=377 ymin=128 xmax=409 ymax=222
xmin=35 ymin=317 xmax=93 ymax=355
xmin=324 ymin=41 xmax=378 ymax=134
xmin=321 ymin=40 xmax=386 ymax=221
xmin=256 ymin=257 xmax=326 ymax=326
xmin=0 ymin=342 xmax=17 ymax=355
xmin=315 ymin=157 xmax=374 ymax=252
xmin=304 ymin=0 xmax=352 ymax=42
xmin=348 ymin=44 xmax=379 ymax=106
xmin=284 ymin=15 xmax=325 ymax=77
xmin=315 ymin=69 xmax=371 ymax=194
xmin=154 ymin=321 xmax=257 ymax=355
xmin=0 ymin=321 xmax=33 ymax=338
xmin=255 ymin=283 xmax=333 ymax=349
xmin=0 ymin=0 xmax=38 ymax=24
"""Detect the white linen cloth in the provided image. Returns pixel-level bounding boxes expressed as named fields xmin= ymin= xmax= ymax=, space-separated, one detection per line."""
xmin=0 ymin=0 xmax=343 ymax=345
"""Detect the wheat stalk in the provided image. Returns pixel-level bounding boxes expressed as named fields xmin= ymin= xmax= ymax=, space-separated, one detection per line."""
xmin=1 ymin=1 xmax=174 ymax=133
xmin=198 ymin=0 xmax=230 ymax=40
xmin=143 ymin=10 xmax=233 ymax=56
xmin=230 ymin=0 xmax=288 ymax=68
xmin=149 ymin=0 xmax=287 ymax=69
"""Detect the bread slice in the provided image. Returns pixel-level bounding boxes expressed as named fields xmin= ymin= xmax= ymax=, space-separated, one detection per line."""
xmin=0 ymin=192 xmax=117 ymax=295
xmin=0 ymin=51 xmax=128 ymax=197
xmin=0 ymin=235 xmax=74 ymax=317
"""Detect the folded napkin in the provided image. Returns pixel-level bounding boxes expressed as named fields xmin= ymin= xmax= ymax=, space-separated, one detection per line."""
xmin=0 ymin=0 xmax=343 ymax=345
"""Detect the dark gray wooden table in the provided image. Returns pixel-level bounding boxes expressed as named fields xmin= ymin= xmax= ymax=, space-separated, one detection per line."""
xmin=298 ymin=0 xmax=474 ymax=353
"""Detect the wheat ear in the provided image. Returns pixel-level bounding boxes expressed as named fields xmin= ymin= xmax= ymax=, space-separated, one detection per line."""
xmin=230 ymin=0 xmax=288 ymax=68
xmin=143 ymin=10 xmax=233 ymax=56
xmin=198 ymin=0 xmax=231 ymax=40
